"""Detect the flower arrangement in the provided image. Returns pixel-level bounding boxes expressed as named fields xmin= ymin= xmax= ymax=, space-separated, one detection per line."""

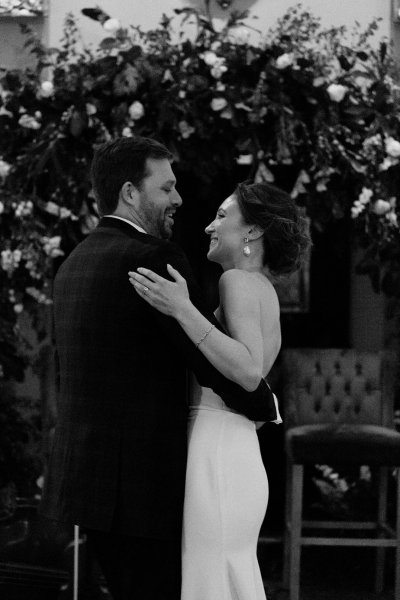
xmin=0 ymin=2 xmax=400 ymax=378
xmin=0 ymin=0 xmax=44 ymax=17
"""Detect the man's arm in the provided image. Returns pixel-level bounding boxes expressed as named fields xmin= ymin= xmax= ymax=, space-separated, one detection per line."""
xmin=135 ymin=241 xmax=279 ymax=422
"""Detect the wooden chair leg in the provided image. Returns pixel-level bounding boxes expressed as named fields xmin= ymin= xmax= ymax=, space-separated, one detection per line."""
xmin=289 ymin=464 xmax=303 ymax=600
xmin=395 ymin=468 xmax=400 ymax=600
xmin=283 ymin=457 xmax=293 ymax=587
xmin=375 ymin=466 xmax=388 ymax=594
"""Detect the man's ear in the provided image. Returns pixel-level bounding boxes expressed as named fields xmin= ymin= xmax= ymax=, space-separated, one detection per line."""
xmin=120 ymin=181 xmax=139 ymax=208
xmin=247 ymin=225 xmax=264 ymax=241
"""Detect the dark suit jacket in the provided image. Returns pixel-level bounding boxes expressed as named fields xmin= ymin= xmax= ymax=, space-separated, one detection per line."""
xmin=40 ymin=217 xmax=277 ymax=540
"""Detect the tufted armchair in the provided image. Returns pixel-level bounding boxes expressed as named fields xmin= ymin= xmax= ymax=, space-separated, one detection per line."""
xmin=281 ymin=348 xmax=400 ymax=600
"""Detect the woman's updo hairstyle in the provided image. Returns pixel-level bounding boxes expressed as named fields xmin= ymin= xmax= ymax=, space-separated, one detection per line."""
xmin=235 ymin=181 xmax=311 ymax=276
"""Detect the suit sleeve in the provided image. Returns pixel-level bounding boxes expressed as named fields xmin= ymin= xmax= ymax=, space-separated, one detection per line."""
xmin=138 ymin=241 xmax=279 ymax=422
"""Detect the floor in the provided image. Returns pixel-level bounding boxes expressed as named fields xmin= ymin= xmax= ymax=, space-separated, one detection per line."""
xmin=259 ymin=542 xmax=396 ymax=600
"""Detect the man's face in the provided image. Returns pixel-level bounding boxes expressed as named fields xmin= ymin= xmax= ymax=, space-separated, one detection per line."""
xmin=137 ymin=158 xmax=182 ymax=239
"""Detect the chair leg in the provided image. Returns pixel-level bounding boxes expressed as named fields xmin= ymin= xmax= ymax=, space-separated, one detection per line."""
xmin=375 ymin=466 xmax=388 ymax=594
xmin=289 ymin=464 xmax=303 ymax=600
xmin=283 ymin=457 xmax=293 ymax=587
xmin=395 ymin=468 xmax=400 ymax=600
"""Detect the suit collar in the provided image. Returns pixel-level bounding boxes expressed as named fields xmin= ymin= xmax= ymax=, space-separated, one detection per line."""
xmin=98 ymin=216 xmax=149 ymax=239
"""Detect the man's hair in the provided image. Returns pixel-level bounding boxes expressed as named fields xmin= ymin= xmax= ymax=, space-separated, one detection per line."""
xmin=90 ymin=136 xmax=173 ymax=216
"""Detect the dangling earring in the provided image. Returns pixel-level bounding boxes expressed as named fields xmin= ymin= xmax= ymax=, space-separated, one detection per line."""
xmin=243 ymin=237 xmax=251 ymax=256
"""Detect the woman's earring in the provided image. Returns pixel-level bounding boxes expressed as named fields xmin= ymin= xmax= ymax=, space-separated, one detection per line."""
xmin=243 ymin=237 xmax=251 ymax=256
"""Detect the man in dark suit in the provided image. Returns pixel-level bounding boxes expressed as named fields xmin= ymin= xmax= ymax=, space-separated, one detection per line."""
xmin=40 ymin=136 xmax=278 ymax=600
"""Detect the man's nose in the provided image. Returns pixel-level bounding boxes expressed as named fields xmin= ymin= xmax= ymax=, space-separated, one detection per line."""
xmin=172 ymin=189 xmax=182 ymax=207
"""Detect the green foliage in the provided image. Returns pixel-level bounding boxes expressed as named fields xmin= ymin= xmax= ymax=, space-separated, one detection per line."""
xmin=0 ymin=4 xmax=400 ymax=376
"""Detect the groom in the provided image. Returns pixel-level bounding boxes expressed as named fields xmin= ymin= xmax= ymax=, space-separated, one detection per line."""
xmin=40 ymin=136 xmax=278 ymax=600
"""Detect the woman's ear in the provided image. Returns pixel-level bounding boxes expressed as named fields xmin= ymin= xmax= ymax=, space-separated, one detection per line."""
xmin=247 ymin=225 xmax=264 ymax=241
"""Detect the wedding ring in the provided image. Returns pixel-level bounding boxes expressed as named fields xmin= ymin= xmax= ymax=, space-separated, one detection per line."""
xmin=143 ymin=286 xmax=149 ymax=295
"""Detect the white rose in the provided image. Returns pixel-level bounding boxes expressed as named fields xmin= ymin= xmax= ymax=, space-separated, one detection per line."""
xmin=211 ymin=61 xmax=227 ymax=80
xmin=14 ymin=303 xmax=24 ymax=314
xmin=386 ymin=211 xmax=398 ymax=227
xmin=178 ymin=120 xmax=195 ymax=139
xmin=18 ymin=114 xmax=41 ymax=130
xmin=327 ymin=83 xmax=347 ymax=102
xmin=0 ymin=159 xmax=11 ymax=179
xmin=385 ymin=136 xmax=400 ymax=158
xmin=236 ymin=154 xmax=253 ymax=165
xmin=13 ymin=249 xmax=22 ymax=263
xmin=373 ymin=199 xmax=391 ymax=215
xmin=103 ymin=18 xmax=121 ymax=32
xmin=128 ymin=101 xmax=145 ymax=120
xmin=86 ymin=103 xmax=97 ymax=115
xmin=276 ymin=53 xmax=294 ymax=70
xmin=358 ymin=187 xmax=373 ymax=205
xmin=228 ymin=25 xmax=250 ymax=45
xmin=42 ymin=236 xmax=64 ymax=258
xmin=40 ymin=81 xmax=54 ymax=97
xmin=122 ymin=127 xmax=133 ymax=137
xmin=202 ymin=51 xmax=219 ymax=66
xmin=210 ymin=97 xmax=228 ymax=112
xmin=211 ymin=18 xmax=227 ymax=34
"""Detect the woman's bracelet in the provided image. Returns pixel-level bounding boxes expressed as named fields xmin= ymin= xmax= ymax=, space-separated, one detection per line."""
xmin=196 ymin=324 xmax=215 ymax=349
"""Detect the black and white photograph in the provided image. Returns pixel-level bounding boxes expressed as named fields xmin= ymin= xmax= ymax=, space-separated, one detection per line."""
xmin=0 ymin=1 xmax=400 ymax=599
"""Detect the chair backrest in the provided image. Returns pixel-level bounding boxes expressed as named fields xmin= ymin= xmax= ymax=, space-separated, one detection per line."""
xmin=281 ymin=348 xmax=396 ymax=429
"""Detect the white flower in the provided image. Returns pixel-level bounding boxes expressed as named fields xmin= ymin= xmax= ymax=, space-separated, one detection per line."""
xmin=13 ymin=249 xmax=22 ymax=264
xmin=128 ymin=101 xmax=145 ymax=120
xmin=60 ymin=207 xmax=72 ymax=219
xmin=386 ymin=210 xmax=398 ymax=227
xmin=86 ymin=103 xmax=97 ymax=115
xmin=228 ymin=25 xmax=250 ymax=45
xmin=216 ymin=82 xmax=226 ymax=92
xmin=14 ymin=303 xmax=24 ymax=314
xmin=327 ymin=83 xmax=347 ymax=102
xmin=358 ymin=187 xmax=373 ymax=205
xmin=236 ymin=154 xmax=253 ymax=165
xmin=379 ymin=157 xmax=398 ymax=172
xmin=313 ymin=76 xmax=326 ymax=87
xmin=385 ymin=136 xmax=400 ymax=158
xmin=0 ymin=105 xmax=13 ymax=118
xmin=211 ymin=61 xmax=227 ymax=80
xmin=202 ymin=51 xmax=219 ymax=67
xmin=42 ymin=236 xmax=64 ymax=258
xmin=44 ymin=201 xmax=60 ymax=216
xmin=220 ymin=108 xmax=233 ymax=120
xmin=0 ymin=201 xmax=4 ymax=214
xmin=1 ymin=249 xmax=13 ymax=272
xmin=0 ymin=159 xmax=11 ymax=179
xmin=276 ymin=53 xmax=294 ymax=70
xmin=103 ymin=18 xmax=121 ymax=32
xmin=15 ymin=200 xmax=33 ymax=218
xmin=178 ymin=90 xmax=186 ymax=99
xmin=211 ymin=17 xmax=227 ymax=34
xmin=210 ymin=97 xmax=228 ymax=112
xmin=373 ymin=199 xmax=391 ymax=215
xmin=18 ymin=114 xmax=41 ymax=130
xmin=178 ymin=120 xmax=195 ymax=139
xmin=40 ymin=81 xmax=54 ymax=97
xmin=122 ymin=126 xmax=133 ymax=137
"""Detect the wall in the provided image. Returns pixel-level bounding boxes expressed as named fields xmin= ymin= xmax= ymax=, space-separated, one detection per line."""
xmin=46 ymin=0 xmax=391 ymax=47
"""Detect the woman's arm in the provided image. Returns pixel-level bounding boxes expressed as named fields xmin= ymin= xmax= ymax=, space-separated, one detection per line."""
xmin=129 ymin=266 xmax=266 ymax=392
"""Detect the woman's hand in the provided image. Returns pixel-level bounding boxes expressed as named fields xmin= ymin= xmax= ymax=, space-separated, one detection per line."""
xmin=128 ymin=264 xmax=190 ymax=317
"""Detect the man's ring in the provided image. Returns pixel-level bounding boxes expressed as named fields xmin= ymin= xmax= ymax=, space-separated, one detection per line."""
xmin=143 ymin=286 xmax=149 ymax=295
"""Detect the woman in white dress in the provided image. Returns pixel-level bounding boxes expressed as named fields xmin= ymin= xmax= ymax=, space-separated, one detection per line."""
xmin=129 ymin=181 xmax=310 ymax=600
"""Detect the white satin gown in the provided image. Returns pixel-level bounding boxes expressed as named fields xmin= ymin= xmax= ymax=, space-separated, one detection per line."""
xmin=181 ymin=377 xmax=281 ymax=600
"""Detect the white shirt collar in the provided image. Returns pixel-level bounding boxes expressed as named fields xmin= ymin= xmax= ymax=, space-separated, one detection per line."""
xmin=103 ymin=215 xmax=147 ymax=235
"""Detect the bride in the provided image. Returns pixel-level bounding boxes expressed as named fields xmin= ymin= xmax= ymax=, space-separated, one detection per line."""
xmin=129 ymin=180 xmax=310 ymax=600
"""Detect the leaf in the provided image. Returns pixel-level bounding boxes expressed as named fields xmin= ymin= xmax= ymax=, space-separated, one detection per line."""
xmin=356 ymin=51 xmax=369 ymax=61
xmin=379 ymin=42 xmax=387 ymax=63
xmin=99 ymin=37 xmax=117 ymax=50
xmin=338 ymin=55 xmax=352 ymax=71
xmin=81 ymin=7 xmax=110 ymax=23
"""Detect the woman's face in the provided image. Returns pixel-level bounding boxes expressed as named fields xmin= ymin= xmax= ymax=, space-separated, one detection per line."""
xmin=205 ymin=194 xmax=249 ymax=266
